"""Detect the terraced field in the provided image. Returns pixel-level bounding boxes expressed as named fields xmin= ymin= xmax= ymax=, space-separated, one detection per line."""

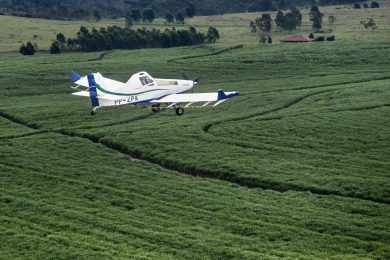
xmin=1 ymin=5 xmax=390 ymax=259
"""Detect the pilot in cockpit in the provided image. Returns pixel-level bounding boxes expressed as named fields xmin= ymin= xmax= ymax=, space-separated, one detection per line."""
xmin=139 ymin=75 xmax=155 ymax=87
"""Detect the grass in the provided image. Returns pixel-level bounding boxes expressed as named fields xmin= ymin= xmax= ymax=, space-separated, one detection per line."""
xmin=1 ymin=133 xmax=390 ymax=259
xmin=1 ymin=4 xmax=390 ymax=259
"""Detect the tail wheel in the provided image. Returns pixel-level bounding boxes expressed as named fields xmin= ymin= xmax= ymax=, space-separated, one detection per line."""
xmin=90 ymin=107 xmax=98 ymax=116
xmin=175 ymin=107 xmax=184 ymax=116
xmin=152 ymin=104 xmax=161 ymax=113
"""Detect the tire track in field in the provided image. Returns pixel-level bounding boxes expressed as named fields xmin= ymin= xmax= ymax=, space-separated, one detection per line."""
xmin=167 ymin=44 xmax=243 ymax=63
xmin=1 ymin=90 xmax=389 ymax=204
xmin=246 ymin=75 xmax=390 ymax=95
xmin=87 ymin=50 xmax=114 ymax=62
xmin=0 ymin=130 xmax=50 ymax=141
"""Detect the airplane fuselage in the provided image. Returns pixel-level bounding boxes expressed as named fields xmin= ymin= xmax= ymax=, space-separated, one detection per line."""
xmin=99 ymin=79 xmax=194 ymax=106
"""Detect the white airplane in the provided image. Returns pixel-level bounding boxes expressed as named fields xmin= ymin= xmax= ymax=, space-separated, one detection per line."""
xmin=70 ymin=71 xmax=239 ymax=115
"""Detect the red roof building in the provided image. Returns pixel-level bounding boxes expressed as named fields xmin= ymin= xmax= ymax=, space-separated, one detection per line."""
xmin=280 ymin=35 xmax=312 ymax=43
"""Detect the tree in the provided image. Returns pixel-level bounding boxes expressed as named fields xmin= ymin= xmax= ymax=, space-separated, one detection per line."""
xmin=56 ymin=32 xmax=66 ymax=50
xmin=282 ymin=12 xmax=298 ymax=31
xmin=56 ymin=33 xmax=66 ymax=44
xmin=67 ymin=38 xmax=77 ymax=50
xmin=206 ymin=26 xmax=220 ymax=43
xmin=310 ymin=6 xmax=323 ymax=31
xmin=256 ymin=14 xmax=272 ymax=33
xmin=249 ymin=21 xmax=257 ymax=32
xmin=326 ymin=35 xmax=335 ymax=41
xmin=165 ymin=13 xmax=174 ymax=23
xmin=361 ymin=18 xmax=377 ymax=30
xmin=131 ymin=9 xmax=142 ymax=22
xmin=19 ymin=42 xmax=36 ymax=55
xmin=353 ymin=3 xmax=361 ymax=9
xmin=175 ymin=13 xmax=185 ymax=24
xmin=142 ymin=9 xmax=155 ymax=23
xmin=275 ymin=10 xmax=284 ymax=28
xmin=371 ymin=2 xmax=380 ymax=8
xmin=19 ymin=43 xmax=27 ymax=55
xmin=50 ymin=41 xmax=61 ymax=54
xmin=185 ymin=4 xmax=196 ymax=18
xmin=290 ymin=7 xmax=302 ymax=27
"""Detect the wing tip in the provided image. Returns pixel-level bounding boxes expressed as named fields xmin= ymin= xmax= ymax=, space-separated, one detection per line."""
xmin=218 ymin=89 xmax=240 ymax=100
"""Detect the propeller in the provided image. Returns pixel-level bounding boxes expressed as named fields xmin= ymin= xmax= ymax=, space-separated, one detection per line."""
xmin=181 ymin=73 xmax=200 ymax=91
xmin=193 ymin=77 xmax=200 ymax=86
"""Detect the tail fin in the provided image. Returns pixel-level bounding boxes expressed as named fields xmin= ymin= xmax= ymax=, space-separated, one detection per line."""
xmin=87 ymin=73 xmax=100 ymax=108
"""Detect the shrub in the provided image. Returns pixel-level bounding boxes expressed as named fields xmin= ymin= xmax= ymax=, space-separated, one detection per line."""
xmin=50 ymin=41 xmax=61 ymax=54
xmin=371 ymin=1 xmax=380 ymax=8
xmin=326 ymin=35 xmax=335 ymax=41
xmin=314 ymin=36 xmax=325 ymax=41
xmin=19 ymin=42 xmax=36 ymax=55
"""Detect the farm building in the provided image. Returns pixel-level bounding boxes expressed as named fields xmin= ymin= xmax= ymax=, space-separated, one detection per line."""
xmin=280 ymin=35 xmax=312 ymax=43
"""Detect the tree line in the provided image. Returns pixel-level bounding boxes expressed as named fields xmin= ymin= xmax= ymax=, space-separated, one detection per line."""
xmin=2 ymin=0 xmax=370 ymax=20
xmin=48 ymin=26 xmax=220 ymax=54
xmin=124 ymin=5 xmax=196 ymax=26
xmin=353 ymin=2 xmax=380 ymax=9
xmin=250 ymin=6 xmax=325 ymax=33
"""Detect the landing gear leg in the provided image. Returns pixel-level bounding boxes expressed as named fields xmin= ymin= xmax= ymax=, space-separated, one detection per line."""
xmin=152 ymin=104 xmax=161 ymax=113
xmin=175 ymin=107 xmax=184 ymax=116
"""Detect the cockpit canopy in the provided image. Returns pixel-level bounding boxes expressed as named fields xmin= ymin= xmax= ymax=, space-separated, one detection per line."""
xmin=126 ymin=72 xmax=156 ymax=88
xmin=139 ymin=75 xmax=154 ymax=86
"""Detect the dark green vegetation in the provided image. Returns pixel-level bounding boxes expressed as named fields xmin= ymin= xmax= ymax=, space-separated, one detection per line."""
xmin=0 ymin=0 xmax=363 ymax=19
xmin=50 ymin=26 xmax=215 ymax=53
xmin=1 ymin=38 xmax=390 ymax=258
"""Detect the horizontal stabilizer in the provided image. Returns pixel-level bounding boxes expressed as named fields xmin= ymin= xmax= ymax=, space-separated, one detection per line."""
xmin=70 ymin=71 xmax=81 ymax=82
xmin=72 ymin=91 xmax=89 ymax=97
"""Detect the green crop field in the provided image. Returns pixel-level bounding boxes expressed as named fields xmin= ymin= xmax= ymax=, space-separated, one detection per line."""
xmin=1 ymin=3 xmax=390 ymax=259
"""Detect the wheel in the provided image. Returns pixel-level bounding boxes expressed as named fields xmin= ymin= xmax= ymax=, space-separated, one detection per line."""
xmin=90 ymin=106 xmax=98 ymax=116
xmin=175 ymin=107 xmax=184 ymax=116
xmin=152 ymin=104 xmax=161 ymax=113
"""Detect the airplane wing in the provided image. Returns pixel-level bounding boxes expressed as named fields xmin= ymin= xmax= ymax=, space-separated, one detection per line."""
xmin=151 ymin=90 xmax=239 ymax=107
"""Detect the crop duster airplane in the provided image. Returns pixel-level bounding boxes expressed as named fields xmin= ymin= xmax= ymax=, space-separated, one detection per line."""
xmin=70 ymin=71 xmax=239 ymax=115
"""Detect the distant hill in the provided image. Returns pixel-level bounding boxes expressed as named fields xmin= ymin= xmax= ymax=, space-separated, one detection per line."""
xmin=0 ymin=0 xmax=361 ymax=19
